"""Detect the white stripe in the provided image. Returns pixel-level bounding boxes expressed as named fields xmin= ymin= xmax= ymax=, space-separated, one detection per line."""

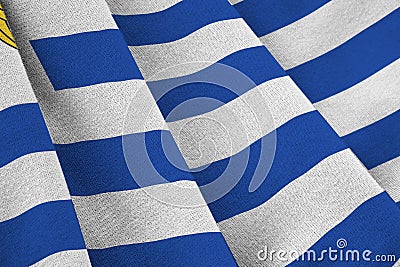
xmin=393 ymin=259 xmax=400 ymax=267
xmin=31 ymin=249 xmax=91 ymax=267
xmin=129 ymin=18 xmax=261 ymax=81
xmin=218 ymin=149 xmax=383 ymax=266
xmin=1 ymin=0 xmax=117 ymax=41
xmin=72 ymin=180 xmax=220 ymax=249
xmin=0 ymin=151 xmax=71 ymax=222
xmin=106 ymin=0 xmax=182 ymax=15
xmin=12 ymin=39 xmax=166 ymax=144
xmin=43 ymin=79 xmax=166 ymax=144
xmin=0 ymin=41 xmax=37 ymax=111
xmin=168 ymin=76 xmax=314 ymax=169
xmin=229 ymin=0 xmax=244 ymax=5
xmin=314 ymin=59 xmax=400 ymax=136
xmin=260 ymin=0 xmax=400 ymax=70
xmin=369 ymin=156 xmax=400 ymax=202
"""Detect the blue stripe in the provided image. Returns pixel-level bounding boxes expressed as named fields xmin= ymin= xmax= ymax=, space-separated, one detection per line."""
xmin=113 ymin=0 xmax=239 ymax=46
xmin=397 ymin=201 xmax=400 ymax=209
xmin=55 ymin=130 xmax=193 ymax=196
xmin=234 ymin=0 xmax=329 ymax=36
xmin=193 ymin=111 xmax=346 ymax=222
xmin=88 ymin=232 xmax=237 ymax=267
xmin=30 ymin=29 xmax=142 ymax=90
xmin=147 ymin=46 xmax=286 ymax=121
xmin=287 ymin=9 xmax=400 ymax=103
xmin=0 ymin=200 xmax=86 ymax=266
xmin=154 ymin=82 xmax=240 ymax=121
xmin=210 ymin=46 xmax=286 ymax=86
xmin=0 ymin=103 xmax=54 ymax=167
xmin=342 ymin=110 xmax=400 ymax=169
xmin=289 ymin=192 xmax=400 ymax=266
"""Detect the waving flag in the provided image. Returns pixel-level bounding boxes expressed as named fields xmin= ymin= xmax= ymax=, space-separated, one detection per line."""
xmin=0 ymin=0 xmax=399 ymax=266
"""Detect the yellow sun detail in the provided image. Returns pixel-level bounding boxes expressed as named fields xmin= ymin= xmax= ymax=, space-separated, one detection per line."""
xmin=0 ymin=4 xmax=17 ymax=48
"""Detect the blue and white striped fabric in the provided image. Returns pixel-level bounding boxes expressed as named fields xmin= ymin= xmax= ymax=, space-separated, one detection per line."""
xmin=105 ymin=0 xmax=399 ymax=265
xmin=232 ymin=0 xmax=400 ymax=206
xmin=1 ymin=0 xmax=235 ymax=266
xmin=0 ymin=22 xmax=91 ymax=265
xmin=0 ymin=0 xmax=399 ymax=266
